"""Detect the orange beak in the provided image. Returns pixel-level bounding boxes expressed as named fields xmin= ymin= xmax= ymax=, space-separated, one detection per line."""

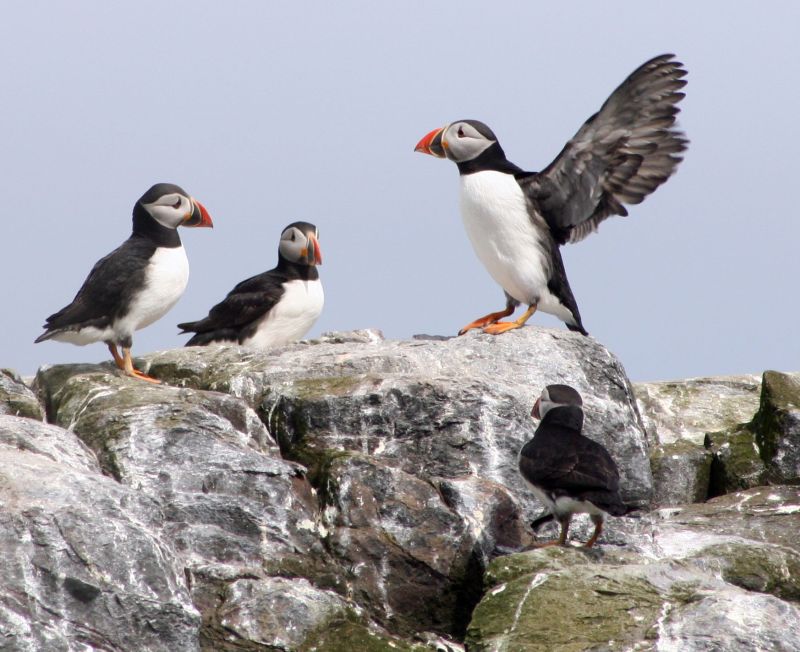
xmin=531 ymin=398 xmax=541 ymax=420
xmin=302 ymin=233 xmax=322 ymax=265
xmin=184 ymin=198 xmax=213 ymax=228
xmin=414 ymin=127 xmax=446 ymax=158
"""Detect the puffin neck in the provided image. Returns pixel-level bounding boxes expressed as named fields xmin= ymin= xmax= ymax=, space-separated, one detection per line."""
xmin=276 ymin=254 xmax=319 ymax=281
xmin=455 ymin=142 xmax=524 ymax=176
xmin=131 ymin=205 xmax=182 ymax=248
xmin=540 ymin=405 xmax=584 ymax=432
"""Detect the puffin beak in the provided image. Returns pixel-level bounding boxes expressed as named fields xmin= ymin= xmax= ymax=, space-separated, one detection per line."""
xmin=301 ymin=234 xmax=322 ymax=265
xmin=414 ymin=126 xmax=447 ymax=158
xmin=531 ymin=398 xmax=541 ymax=420
xmin=183 ymin=198 xmax=214 ymax=228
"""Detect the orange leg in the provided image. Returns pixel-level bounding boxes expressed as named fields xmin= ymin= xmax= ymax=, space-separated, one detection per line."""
xmin=583 ymin=517 xmax=603 ymax=548
xmin=530 ymin=516 xmax=570 ymax=548
xmin=107 ymin=343 xmax=125 ymax=370
xmin=458 ymin=305 xmax=515 ymax=336
xmin=482 ymin=304 xmax=538 ymax=335
xmin=121 ymin=347 xmax=161 ymax=384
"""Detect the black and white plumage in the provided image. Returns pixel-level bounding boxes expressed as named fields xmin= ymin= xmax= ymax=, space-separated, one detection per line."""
xmin=415 ymin=54 xmax=688 ymax=336
xmin=35 ymin=183 xmax=213 ymax=382
xmin=519 ymin=384 xmax=627 ymax=548
xmin=178 ymin=222 xmax=323 ymax=348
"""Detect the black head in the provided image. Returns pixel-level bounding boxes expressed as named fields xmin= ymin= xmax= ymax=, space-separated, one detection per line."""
xmin=278 ymin=221 xmax=322 ymax=266
xmin=531 ymin=384 xmax=583 ymax=419
xmin=136 ymin=182 xmax=213 ymax=230
xmin=415 ymin=119 xmax=500 ymax=163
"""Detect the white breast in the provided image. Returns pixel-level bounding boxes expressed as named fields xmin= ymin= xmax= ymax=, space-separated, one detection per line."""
xmin=242 ymin=278 xmax=324 ymax=349
xmin=459 ymin=172 xmax=574 ymax=323
xmin=117 ymin=246 xmax=190 ymax=337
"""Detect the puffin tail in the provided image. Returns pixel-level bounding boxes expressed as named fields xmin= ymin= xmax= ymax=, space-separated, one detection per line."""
xmin=566 ymin=321 xmax=589 ymax=336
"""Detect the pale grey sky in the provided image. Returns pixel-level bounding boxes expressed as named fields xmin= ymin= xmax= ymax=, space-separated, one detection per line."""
xmin=2 ymin=2 xmax=798 ymax=381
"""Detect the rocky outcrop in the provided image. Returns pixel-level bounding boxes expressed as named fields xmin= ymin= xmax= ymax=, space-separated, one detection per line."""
xmin=638 ymin=371 xmax=800 ymax=505
xmin=0 ymin=329 xmax=798 ymax=651
xmin=0 ymin=414 xmax=200 ymax=651
xmin=466 ymin=487 xmax=800 ymax=651
xmin=635 ymin=375 xmax=761 ymax=505
xmin=0 ymin=369 xmax=43 ymax=420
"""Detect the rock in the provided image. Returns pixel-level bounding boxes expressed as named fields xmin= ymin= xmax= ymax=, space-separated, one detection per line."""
xmin=705 ymin=424 xmax=767 ymax=496
xmin=0 ymin=415 xmax=200 ymax=651
xmin=216 ymin=577 xmax=349 ymax=651
xmin=635 ymin=375 xmax=761 ymax=505
xmin=33 ymin=365 xmax=341 ymax=649
xmin=704 ymin=371 xmax=800 ymax=497
xmin=0 ymin=369 xmax=43 ymax=421
xmin=320 ymin=454 xmax=504 ymax=636
xmin=466 ymin=487 xmax=800 ymax=651
xmin=143 ymin=328 xmax=651 ymax=636
xmin=146 ymin=327 xmax=652 ymax=511
xmin=649 ymin=439 xmax=712 ymax=506
xmin=0 ymin=332 xmax=795 ymax=651
xmin=635 ymin=375 xmax=762 ymax=447
xmin=751 ymin=370 xmax=800 ymax=484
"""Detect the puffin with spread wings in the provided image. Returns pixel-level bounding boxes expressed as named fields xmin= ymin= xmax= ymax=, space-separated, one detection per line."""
xmin=415 ymin=54 xmax=688 ymax=336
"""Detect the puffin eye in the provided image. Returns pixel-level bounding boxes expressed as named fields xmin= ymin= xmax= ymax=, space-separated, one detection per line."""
xmin=172 ymin=198 xmax=182 ymax=209
xmin=291 ymin=231 xmax=296 ymax=242
xmin=457 ymin=126 xmax=465 ymax=138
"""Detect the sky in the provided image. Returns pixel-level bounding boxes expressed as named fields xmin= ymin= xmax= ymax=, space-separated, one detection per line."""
xmin=2 ymin=2 xmax=798 ymax=382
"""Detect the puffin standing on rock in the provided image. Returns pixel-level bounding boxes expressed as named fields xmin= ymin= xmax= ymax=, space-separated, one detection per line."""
xmin=415 ymin=54 xmax=688 ymax=336
xmin=178 ymin=222 xmax=323 ymax=348
xmin=35 ymin=183 xmax=213 ymax=383
xmin=519 ymin=384 xmax=628 ymax=548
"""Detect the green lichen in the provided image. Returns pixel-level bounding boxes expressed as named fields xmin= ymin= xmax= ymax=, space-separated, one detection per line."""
xmin=705 ymin=425 xmax=766 ymax=498
xmin=466 ymin=562 xmax=663 ymax=652
xmin=751 ymin=371 xmax=800 ymax=476
xmin=300 ymin=611 xmax=424 ymax=652
xmin=690 ymin=542 xmax=800 ymax=602
xmin=291 ymin=375 xmax=371 ymax=401
xmin=650 ymin=440 xmax=713 ymax=504
xmin=0 ymin=369 xmax=44 ymax=420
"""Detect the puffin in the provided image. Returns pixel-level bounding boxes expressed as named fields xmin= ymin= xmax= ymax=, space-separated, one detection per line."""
xmin=518 ymin=384 xmax=627 ymax=548
xmin=414 ymin=54 xmax=688 ymax=336
xmin=177 ymin=221 xmax=323 ymax=348
xmin=35 ymin=183 xmax=213 ymax=383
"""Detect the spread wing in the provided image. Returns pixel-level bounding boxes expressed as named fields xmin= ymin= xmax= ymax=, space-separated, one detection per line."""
xmin=177 ymin=270 xmax=286 ymax=339
xmin=519 ymin=54 xmax=688 ymax=245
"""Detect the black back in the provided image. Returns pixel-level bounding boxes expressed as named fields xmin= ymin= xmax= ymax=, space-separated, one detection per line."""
xmin=178 ymin=257 xmax=319 ymax=346
xmin=35 ymin=235 xmax=162 ymax=342
xmin=519 ymin=405 xmax=625 ymax=515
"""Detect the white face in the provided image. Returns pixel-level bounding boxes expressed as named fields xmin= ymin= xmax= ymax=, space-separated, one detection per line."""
xmin=536 ymin=386 xmax=559 ymax=420
xmin=534 ymin=385 xmax=583 ymax=419
xmin=279 ymin=225 xmax=321 ymax=265
xmin=142 ymin=192 xmax=191 ymax=229
xmin=442 ymin=121 xmax=496 ymax=163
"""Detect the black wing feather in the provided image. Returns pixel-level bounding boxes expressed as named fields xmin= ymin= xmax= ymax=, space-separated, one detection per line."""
xmin=178 ymin=270 xmax=287 ymax=345
xmin=519 ymin=54 xmax=688 ymax=245
xmin=520 ymin=430 xmax=620 ymax=496
xmin=36 ymin=237 xmax=154 ymax=341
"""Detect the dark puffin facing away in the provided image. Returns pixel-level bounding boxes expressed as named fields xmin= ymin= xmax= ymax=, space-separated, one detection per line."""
xmin=178 ymin=222 xmax=323 ymax=348
xmin=519 ymin=384 xmax=628 ymax=548
xmin=35 ymin=183 xmax=213 ymax=383
xmin=415 ymin=54 xmax=688 ymax=336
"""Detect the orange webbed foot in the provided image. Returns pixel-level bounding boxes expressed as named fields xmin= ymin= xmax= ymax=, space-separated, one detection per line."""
xmin=458 ymin=306 xmax=515 ymax=336
xmin=482 ymin=321 xmax=523 ymax=335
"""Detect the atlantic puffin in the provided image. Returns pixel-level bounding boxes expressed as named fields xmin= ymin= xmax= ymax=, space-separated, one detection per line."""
xmin=35 ymin=183 xmax=213 ymax=382
xmin=415 ymin=54 xmax=688 ymax=336
xmin=519 ymin=384 xmax=627 ymax=548
xmin=178 ymin=222 xmax=323 ymax=348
